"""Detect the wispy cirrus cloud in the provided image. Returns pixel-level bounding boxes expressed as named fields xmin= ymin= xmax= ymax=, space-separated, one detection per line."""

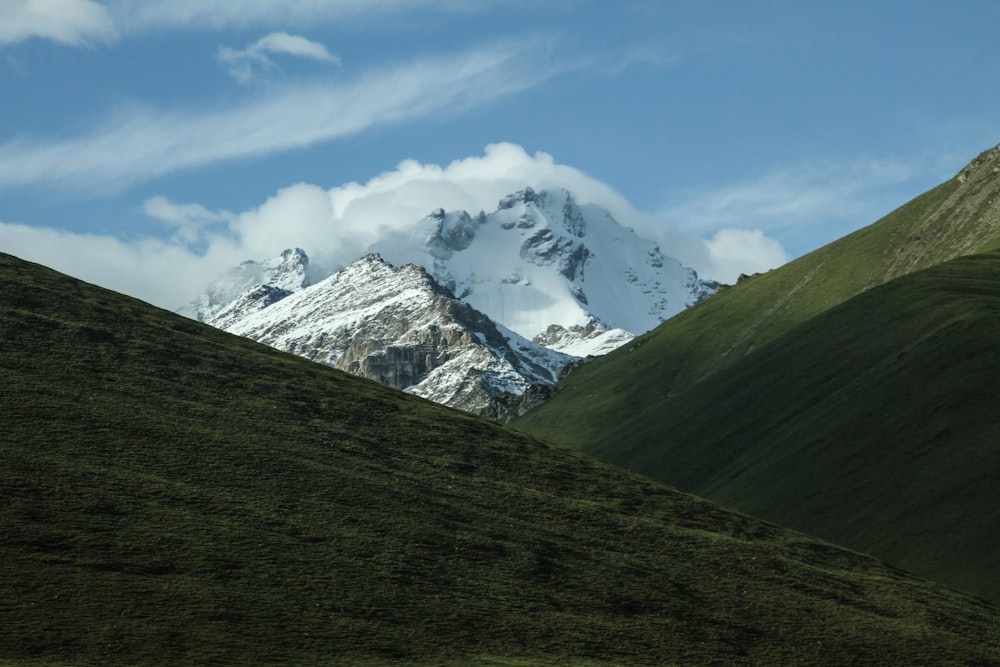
xmin=107 ymin=0 xmax=528 ymax=33
xmin=601 ymin=43 xmax=682 ymax=76
xmin=1 ymin=0 xmax=534 ymax=48
xmin=660 ymin=158 xmax=922 ymax=254
xmin=217 ymin=32 xmax=340 ymax=84
xmin=143 ymin=195 xmax=234 ymax=245
xmin=0 ymin=0 xmax=117 ymax=46
xmin=0 ymin=39 xmax=558 ymax=193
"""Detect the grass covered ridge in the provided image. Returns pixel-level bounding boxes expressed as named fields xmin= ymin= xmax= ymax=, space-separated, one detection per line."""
xmin=515 ymin=145 xmax=1000 ymax=604
xmin=521 ymin=250 xmax=1000 ymax=605
xmin=516 ymin=145 xmax=1000 ymax=452
xmin=1 ymin=252 xmax=999 ymax=665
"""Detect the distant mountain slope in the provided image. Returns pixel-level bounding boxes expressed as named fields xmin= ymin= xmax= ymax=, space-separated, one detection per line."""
xmin=2 ymin=251 xmax=998 ymax=666
xmin=531 ymin=251 xmax=1000 ymax=602
xmin=210 ymin=252 xmax=574 ymax=418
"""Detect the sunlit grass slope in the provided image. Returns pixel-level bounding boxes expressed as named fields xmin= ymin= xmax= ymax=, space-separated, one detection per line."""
xmin=517 ymin=144 xmax=1000 ymax=453
xmin=1 ymin=252 xmax=998 ymax=666
xmin=521 ymin=250 xmax=1000 ymax=605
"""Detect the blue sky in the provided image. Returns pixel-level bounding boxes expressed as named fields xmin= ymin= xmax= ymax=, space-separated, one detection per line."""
xmin=2 ymin=0 xmax=1000 ymax=308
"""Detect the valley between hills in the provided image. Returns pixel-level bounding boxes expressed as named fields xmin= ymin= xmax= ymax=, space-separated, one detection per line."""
xmin=516 ymin=142 xmax=1000 ymax=607
xmin=3 ymin=143 xmax=1000 ymax=665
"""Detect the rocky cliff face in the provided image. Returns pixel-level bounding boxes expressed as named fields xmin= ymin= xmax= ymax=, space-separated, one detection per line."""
xmin=207 ymin=253 xmax=575 ymax=419
xmin=874 ymin=142 xmax=1000 ymax=285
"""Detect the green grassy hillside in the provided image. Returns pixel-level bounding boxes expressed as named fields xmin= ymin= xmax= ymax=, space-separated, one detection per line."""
xmin=516 ymin=144 xmax=1000 ymax=450
xmin=2 ymin=253 xmax=999 ymax=665
xmin=521 ymin=251 xmax=1000 ymax=604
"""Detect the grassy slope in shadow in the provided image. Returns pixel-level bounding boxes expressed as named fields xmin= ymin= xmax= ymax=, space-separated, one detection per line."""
xmin=1 ymin=252 xmax=998 ymax=666
xmin=526 ymin=252 xmax=1000 ymax=604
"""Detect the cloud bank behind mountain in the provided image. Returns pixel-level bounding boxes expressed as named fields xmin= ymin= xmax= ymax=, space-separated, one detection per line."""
xmin=0 ymin=142 xmax=788 ymax=310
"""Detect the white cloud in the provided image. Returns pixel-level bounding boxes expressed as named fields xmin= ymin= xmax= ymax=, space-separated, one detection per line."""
xmin=1 ymin=143 xmax=788 ymax=311
xmin=601 ymin=43 xmax=681 ymax=76
xmin=311 ymin=143 xmax=788 ymax=284
xmin=660 ymin=158 xmax=919 ymax=254
xmin=0 ymin=0 xmax=117 ymax=46
xmin=229 ymin=182 xmax=338 ymax=265
xmin=217 ymin=32 xmax=340 ymax=84
xmin=244 ymin=32 xmax=339 ymax=62
xmin=0 ymin=39 xmax=555 ymax=192
xmin=704 ymin=229 xmax=789 ymax=282
xmin=0 ymin=220 xmax=224 ymax=309
xmin=143 ymin=195 xmax=233 ymax=244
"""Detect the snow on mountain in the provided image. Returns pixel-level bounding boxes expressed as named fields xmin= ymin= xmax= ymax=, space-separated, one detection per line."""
xmin=180 ymin=247 xmax=311 ymax=322
xmin=371 ymin=187 xmax=716 ymax=356
xmin=207 ymin=253 xmax=575 ymax=418
xmin=184 ymin=188 xmax=715 ymax=417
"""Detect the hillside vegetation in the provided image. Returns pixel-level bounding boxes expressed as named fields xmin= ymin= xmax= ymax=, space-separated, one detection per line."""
xmin=517 ymin=145 xmax=1000 ymax=445
xmin=2 ymin=252 xmax=999 ymax=665
xmin=516 ymin=145 xmax=1000 ymax=604
xmin=531 ymin=252 xmax=1000 ymax=601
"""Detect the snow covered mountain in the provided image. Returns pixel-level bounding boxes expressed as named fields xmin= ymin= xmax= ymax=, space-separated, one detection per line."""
xmin=206 ymin=252 xmax=575 ymax=418
xmin=183 ymin=188 xmax=716 ymax=416
xmin=371 ymin=187 xmax=717 ymax=356
xmin=181 ymin=248 xmax=312 ymax=322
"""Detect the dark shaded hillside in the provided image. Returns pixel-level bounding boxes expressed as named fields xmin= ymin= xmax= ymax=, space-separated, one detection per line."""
xmin=1 ymin=252 xmax=998 ymax=666
xmin=517 ymin=144 xmax=1000 ymax=452
xmin=524 ymin=252 xmax=1000 ymax=604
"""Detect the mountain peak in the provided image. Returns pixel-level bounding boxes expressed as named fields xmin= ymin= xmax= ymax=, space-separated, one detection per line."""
xmin=180 ymin=246 xmax=311 ymax=321
xmin=956 ymin=142 xmax=1000 ymax=184
xmin=280 ymin=246 xmax=308 ymax=261
xmin=208 ymin=253 xmax=574 ymax=418
xmin=498 ymin=186 xmax=546 ymax=210
xmin=372 ymin=186 xmax=715 ymax=355
xmin=186 ymin=187 xmax=716 ymax=410
xmin=358 ymin=251 xmax=385 ymax=263
xmin=496 ymin=187 xmax=578 ymax=215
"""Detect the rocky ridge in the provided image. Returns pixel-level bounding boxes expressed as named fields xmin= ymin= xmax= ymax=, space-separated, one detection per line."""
xmin=372 ymin=187 xmax=717 ymax=356
xmin=182 ymin=248 xmax=311 ymax=322
xmin=207 ymin=252 xmax=574 ymax=418
xmin=184 ymin=188 xmax=717 ymax=416
xmin=875 ymin=142 xmax=1000 ymax=285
